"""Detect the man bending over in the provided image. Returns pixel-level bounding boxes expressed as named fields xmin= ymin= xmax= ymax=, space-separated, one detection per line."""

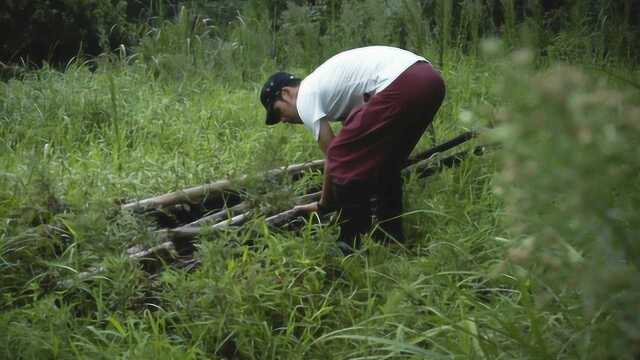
xmin=260 ymin=46 xmax=445 ymax=254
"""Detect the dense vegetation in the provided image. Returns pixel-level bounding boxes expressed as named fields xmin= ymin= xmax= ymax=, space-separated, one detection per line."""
xmin=1 ymin=0 xmax=638 ymax=358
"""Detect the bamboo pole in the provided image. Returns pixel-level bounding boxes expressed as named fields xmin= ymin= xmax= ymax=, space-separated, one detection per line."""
xmin=182 ymin=201 xmax=252 ymax=227
xmin=121 ymin=131 xmax=481 ymax=253
xmin=263 ymin=192 xmax=322 ymax=227
xmin=122 ymin=160 xmax=325 ymax=212
xmin=181 ymin=191 xmax=322 ymax=229
xmin=145 ymin=145 xmax=489 ymax=248
xmin=404 ymin=130 xmax=477 ymax=166
xmin=155 ymin=191 xmax=323 ymax=240
xmin=121 ymin=131 xmax=477 ymax=213
xmin=403 ymin=144 xmax=490 ymax=178
xmin=151 ymin=144 xmax=488 ymax=245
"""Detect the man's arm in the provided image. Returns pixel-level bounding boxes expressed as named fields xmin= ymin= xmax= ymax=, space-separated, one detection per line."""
xmin=317 ymin=119 xmax=334 ymax=155
xmin=293 ymin=120 xmax=335 ymax=215
xmin=316 ymin=120 xmax=335 ymax=210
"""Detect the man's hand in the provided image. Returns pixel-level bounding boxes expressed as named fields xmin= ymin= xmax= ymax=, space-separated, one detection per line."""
xmin=293 ymin=201 xmax=319 ymax=215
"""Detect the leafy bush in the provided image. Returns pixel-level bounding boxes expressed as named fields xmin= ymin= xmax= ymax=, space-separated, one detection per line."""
xmin=490 ymin=45 xmax=640 ymax=357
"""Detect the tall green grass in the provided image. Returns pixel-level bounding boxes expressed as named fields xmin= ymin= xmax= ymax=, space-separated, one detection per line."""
xmin=1 ymin=2 xmax=639 ymax=359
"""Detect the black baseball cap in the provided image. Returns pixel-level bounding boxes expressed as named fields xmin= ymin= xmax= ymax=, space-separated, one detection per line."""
xmin=260 ymin=72 xmax=300 ymax=125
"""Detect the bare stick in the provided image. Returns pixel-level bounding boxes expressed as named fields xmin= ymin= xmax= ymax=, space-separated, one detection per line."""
xmin=122 ymin=160 xmax=324 ymax=212
xmin=164 ymin=191 xmax=323 ymax=235
xmin=403 ymin=144 xmax=491 ymax=177
xmin=405 ymin=130 xmax=477 ymax=166
xmin=264 ymin=192 xmax=321 ymax=227
xmin=182 ymin=201 xmax=252 ymax=228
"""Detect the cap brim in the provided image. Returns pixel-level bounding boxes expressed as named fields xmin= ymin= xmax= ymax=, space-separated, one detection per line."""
xmin=265 ymin=103 xmax=279 ymax=125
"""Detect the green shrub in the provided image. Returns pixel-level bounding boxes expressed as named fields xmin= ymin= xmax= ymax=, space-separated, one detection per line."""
xmin=278 ymin=1 xmax=324 ymax=69
xmin=491 ymin=45 xmax=640 ymax=357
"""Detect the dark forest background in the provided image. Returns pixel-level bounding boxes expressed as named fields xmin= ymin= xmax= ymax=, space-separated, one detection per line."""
xmin=2 ymin=0 xmax=638 ymax=72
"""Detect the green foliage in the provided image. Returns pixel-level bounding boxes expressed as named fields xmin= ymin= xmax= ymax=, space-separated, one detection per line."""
xmin=397 ymin=0 xmax=430 ymax=55
xmin=136 ymin=6 xmax=216 ymax=81
xmin=278 ymin=2 xmax=324 ymax=68
xmin=0 ymin=49 xmax=509 ymax=357
xmin=490 ymin=44 xmax=640 ymax=357
xmin=228 ymin=1 xmax=277 ymax=81
xmin=457 ymin=0 xmax=484 ymax=55
xmin=336 ymin=0 xmax=399 ymax=49
xmin=435 ymin=0 xmax=454 ymax=67
xmin=3 ymin=0 xmax=639 ymax=73
xmin=1 ymin=1 xmax=640 ymax=359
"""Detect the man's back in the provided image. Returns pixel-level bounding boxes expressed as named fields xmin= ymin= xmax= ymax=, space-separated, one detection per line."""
xmin=297 ymin=46 xmax=427 ymax=139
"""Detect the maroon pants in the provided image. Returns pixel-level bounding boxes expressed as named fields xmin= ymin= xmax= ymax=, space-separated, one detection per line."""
xmin=326 ymin=61 xmax=445 ymax=251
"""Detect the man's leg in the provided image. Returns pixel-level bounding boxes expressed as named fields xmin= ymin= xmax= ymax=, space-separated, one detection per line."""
xmin=375 ymin=64 xmax=446 ymax=243
xmin=326 ymin=63 xmax=445 ymax=250
xmin=373 ymin=169 xmax=405 ymax=243
xmin=331 ymin=180 xmax=372 ymax=254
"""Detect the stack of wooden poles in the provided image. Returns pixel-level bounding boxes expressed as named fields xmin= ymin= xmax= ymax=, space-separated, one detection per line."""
xmin=68 ymin=131 xmax=486 ymax=283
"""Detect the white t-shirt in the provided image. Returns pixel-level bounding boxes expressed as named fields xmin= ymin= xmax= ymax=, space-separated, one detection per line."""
xmin=296 ymin=46 xmax=428 ymax=140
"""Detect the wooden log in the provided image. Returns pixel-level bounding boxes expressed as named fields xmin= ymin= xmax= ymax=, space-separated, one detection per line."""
xmin=138 ymin=139 xmax=486 ymax=248
xmin=142 ymin=146 xmax=489 ymax=251
xmin=264 ymin=192 xmax=322 ymax=227
xmin=121 ymin=131 xmax=478 ymax=213
xmin=125 ymin=136 xmax=485 ymax=247
xmin=157 ymin=191 xmax=324 ymax=239
xmin=405 ymin=130 xmax=477 ymax=166
xmin=120 ymin=191 xmax=323 ymax=259
xmin=121 ymin=147 xmax=488 ymax=266
xmin=182 ymin=201 xmax=252 ymax=227
xmin=156 ymin=211 xmax=254 ymax=240
xmin=122 ymin=159 xmax=325 ymax=212
xmin=403 ymin=144 xmax=490 ymax=178
xmin=122 ymin=179 xmax=234 ymax=212
xmin=155 ymin=144 xmax=489 ymax=245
